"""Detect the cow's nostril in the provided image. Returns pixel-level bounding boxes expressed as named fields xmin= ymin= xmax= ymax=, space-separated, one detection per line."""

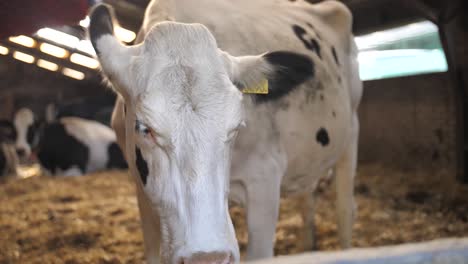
xmin=183 ymin=252 xmax=232 ymax=264
xmin=16 ymin=148 xmax=26 ymax=157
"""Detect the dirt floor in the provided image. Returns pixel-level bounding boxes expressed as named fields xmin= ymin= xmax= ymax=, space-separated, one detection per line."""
xmin=1 ymin=164 xmax=468 ymax=264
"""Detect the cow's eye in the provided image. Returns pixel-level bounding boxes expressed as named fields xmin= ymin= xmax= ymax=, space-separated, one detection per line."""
xmin=135 ymin=120 xmax=154 ymax=138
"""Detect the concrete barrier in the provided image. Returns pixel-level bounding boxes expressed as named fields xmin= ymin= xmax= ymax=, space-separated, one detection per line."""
xmin=249 ymin=238 xmax=468 ymax=264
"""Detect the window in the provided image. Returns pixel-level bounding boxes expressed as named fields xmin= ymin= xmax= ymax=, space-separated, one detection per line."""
xmin=355 ymin=21 xmax=448 ymax=81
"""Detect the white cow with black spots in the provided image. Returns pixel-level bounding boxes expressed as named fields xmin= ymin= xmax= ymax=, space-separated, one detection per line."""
xmin=13 ymin=108 xmax=127 ymax=176
xmin=89 ymin=0 xmax=362 ymax=263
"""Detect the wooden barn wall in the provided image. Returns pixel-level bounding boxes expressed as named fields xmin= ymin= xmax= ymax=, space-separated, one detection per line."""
xmin=0 ymin=57 xmax=114 ymax=121
xmin=358 ymin=72 xmax=457 ymax=174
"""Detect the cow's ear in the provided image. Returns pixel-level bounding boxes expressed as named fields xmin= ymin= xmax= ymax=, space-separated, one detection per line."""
xmin=89 ymin=4 xmax=115 ymax=55
xmin=89 ymin=4 xmax=141 ymax=98
xmin=221 ymin=50 xmax=315 ymax=96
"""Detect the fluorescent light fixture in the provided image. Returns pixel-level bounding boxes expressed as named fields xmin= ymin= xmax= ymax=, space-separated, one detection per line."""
xmin=76 ymin=40 xmax=96 ymax=56
xmin=116 ymin=26 xmax=136 ymax=43
xmin=37 ymin=28 xmax=79 ymax=48
xmin=355 ymin=21 xmax=439 ymax=51
xmin=70 ymin=53 xmax=99 ymax=69
xmin=13 ymin=51 xmax=35 ymax=64
xmin=79 ymin=16 xmax=90 ymax=28
xmin=63 ymin=67 xmax=85 ymax=80
xmin=9 ymin=35 xmax=36 ymax=48
xmin=0 ymin=45 xmax=9 ymax=55
xmin=40 ymin=43 xmax=68 ymax=58
xmin=37 ymin=59 xmax=59 ymax=71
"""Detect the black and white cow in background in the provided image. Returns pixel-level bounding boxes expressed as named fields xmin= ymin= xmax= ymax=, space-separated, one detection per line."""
xmin=89 ymin=0 xmax=362 ymax=263
xmin=50 ymin=93 xmax=117 ymax=126
xmin=14 ymin=108 xmax=127 ymax=176
xmin=0 ymin=120 xmax=18 ymax=178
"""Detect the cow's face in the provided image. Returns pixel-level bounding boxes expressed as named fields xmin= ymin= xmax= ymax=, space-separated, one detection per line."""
xmin=13 ymin=108 xmax=39 ymax=162
xmin=90 ymin=4 xmax=313 ymax=264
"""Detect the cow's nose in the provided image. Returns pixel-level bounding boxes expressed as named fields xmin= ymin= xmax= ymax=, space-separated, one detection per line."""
xmin=183 ymin=252 xmax=232 ymax=264
xmin=16 ymin=148 xmax=26 ymax=157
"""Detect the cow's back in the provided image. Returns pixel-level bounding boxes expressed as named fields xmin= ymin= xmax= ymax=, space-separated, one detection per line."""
xmin=60 ymin=117 xmax=120 ymax=172
xmin=173 ymin=0 xmax=351 ymax=55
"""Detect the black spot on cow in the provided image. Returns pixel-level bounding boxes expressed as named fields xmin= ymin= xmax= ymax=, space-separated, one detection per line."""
xmin=37 ymin=123 xmax=89 ymax=174
xmin=331 ymin=46 xmax=340 ymax=66
xmin=306 ymin=23 xmax=322 ymax=40
xmin=332 ymin=111 xmax=337 ymax=118
xmin=316 ymin=128 xmax=330 ymax=147
xmin=106 ymin=143 xmax=128 ymax=169
xmin=89 ymin=4 xmax=115 ymax=55
xmin=135 ymin=147 xmax=148 ymax=185
xmin=310 ymin=39 xmax=321 ymax=58
xmin=320 ymin=94 xmax=325 ymax=101
xmin=252 ymin=51 xmax=314 ymax=104
xmin=292 ymin=25 xmax=322 ymax=59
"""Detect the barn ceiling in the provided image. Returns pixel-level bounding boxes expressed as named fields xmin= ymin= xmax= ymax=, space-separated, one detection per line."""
xmin=107 ymin=0 xmax=460 ymax=36
xmin=0 ymin=0 xmax=460 ymax=82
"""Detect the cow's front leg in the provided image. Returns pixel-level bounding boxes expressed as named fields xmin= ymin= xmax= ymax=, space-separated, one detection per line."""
xmin=245 ymin=176 xmax=281 ymax=261
xmin=335 ymin=114 xmax=359 ymax=248
xmin=136 ymin=185 xmax=161 ymax=264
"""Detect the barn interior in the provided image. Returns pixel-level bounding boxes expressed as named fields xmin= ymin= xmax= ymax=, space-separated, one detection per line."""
xmin=1 ymin=0 xmax=468 ymax=263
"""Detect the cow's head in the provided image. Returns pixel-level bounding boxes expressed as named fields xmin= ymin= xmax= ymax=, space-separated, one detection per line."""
xmin=13 ymin=108 xmax=41 ymax=162
xmin=89 ymin=4 xmax=313 ymax=264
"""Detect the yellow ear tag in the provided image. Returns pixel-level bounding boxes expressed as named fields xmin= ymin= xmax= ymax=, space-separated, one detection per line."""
xmin=242 ymin=79 xmax=269 ymax=94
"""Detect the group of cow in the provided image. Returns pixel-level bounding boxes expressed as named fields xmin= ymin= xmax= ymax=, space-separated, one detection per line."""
xmin=0 ymin=106 xmax=127 ymax=178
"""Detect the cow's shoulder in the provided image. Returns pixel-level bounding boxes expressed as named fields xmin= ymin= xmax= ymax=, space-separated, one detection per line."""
xmin=310 ymin=1 xmax=353 ymax=33
xmin=298 ymin=1 xmax=354 ymax=54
